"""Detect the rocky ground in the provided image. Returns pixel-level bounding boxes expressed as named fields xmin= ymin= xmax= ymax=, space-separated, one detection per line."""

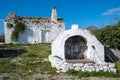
xmin=0 ymin=73 xmax=120 ymax=80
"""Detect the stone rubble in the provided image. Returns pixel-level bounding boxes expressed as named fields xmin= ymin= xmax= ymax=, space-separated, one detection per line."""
xmin=49 ymin=55 xmax=117 ymax=73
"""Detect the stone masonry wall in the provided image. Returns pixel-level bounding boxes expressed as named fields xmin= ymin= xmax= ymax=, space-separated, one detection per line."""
xmin=49 ymin=55 xmax=116 ymax=73
xmin=4 ymin=20 xmax=65 ymax=44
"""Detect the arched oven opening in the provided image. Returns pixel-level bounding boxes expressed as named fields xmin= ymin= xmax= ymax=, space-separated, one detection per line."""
xmin=65 ymin=36 xmax=87 ymax=59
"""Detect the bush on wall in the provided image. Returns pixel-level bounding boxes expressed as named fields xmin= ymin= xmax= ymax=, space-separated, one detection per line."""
xmin=11 ymin=22 xmax=25 ymax=42
xmin=14 ymin=22 xmax=25 ymax=32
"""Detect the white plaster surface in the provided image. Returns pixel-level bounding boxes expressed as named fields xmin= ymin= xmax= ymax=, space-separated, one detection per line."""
xmin=49 ymin=25 xmax=117 ymax=73
xmin=4 ymin=20 xmax=65 ymax=44
xmin=4 ymin=7 xmax=65 ymax=44
xmin=51 ymin=24 xmax=104 ymax=62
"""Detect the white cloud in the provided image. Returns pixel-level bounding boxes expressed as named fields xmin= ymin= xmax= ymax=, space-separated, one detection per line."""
xmin=102 ymin=7 xmax=120 ymax=15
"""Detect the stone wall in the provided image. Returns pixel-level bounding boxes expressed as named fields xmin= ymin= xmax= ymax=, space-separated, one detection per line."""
xmin=4 ymin=20 xmax=65 ymax=44
xmin=4 ymin=22 xmax=13 ymax=43
xmin=4 ymin=7 xmax=65 ymax=44
xmin=49 ymin=55 xmax=116 ymax=73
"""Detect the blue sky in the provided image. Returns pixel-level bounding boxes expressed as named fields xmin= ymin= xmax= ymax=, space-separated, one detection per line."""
xmin=0 ymin=0 xmax=120 ymax=34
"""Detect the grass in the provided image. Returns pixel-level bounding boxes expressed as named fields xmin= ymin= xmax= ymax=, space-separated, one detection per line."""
xmin=2 ymin=43 xmax=51 ymax=58
xmin=0 ymin=43 xmax=56 ymax=79
xmin=0 ymin=43 xmax=120 ymax=79
xmin=66 ymin=69 xmax=120 ymax=78
xmin=116 ymin=61 xmax=120 ymax=70
xmin=116 ymin=61 xmax=120 ymax=75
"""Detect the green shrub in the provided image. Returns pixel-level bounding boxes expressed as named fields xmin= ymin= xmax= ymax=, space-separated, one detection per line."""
xmin=11 ymin=30 xmax=19 ymax=41
xmin=11 ymin=22 xmax=25 ymax=42
xmin=92 ymin=21 xmax=120 ymax=50
xmin=15 ymin=22 xmax=25 ymax=32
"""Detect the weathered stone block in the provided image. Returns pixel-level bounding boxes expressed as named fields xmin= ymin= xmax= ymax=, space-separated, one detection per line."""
xmin=73 ymin=63 xmax=84 ymax=67
xmin=110 ymin=68 xmax=117 ymax=73
xmin=108 ymin=63 xmax=115 ymax=68
xmin=95 ymin=67 xmax=101 ymax=72
xmin=75 ymin=66 xmax=81 ymax=71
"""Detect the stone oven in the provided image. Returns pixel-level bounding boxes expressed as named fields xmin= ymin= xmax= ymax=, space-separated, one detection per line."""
xmin=49 ymin=24 xmax=116 ymax=73
xmin=50 ymin=24 xmax=104 ymax=62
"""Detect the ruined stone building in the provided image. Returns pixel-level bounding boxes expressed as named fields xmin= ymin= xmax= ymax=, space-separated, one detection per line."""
xmin=4 ymin=7 xmax=65 ymax=44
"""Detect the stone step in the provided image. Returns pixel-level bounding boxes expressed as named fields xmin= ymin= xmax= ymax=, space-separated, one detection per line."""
xmin=66 ymin=59 xmax=93 ymax=63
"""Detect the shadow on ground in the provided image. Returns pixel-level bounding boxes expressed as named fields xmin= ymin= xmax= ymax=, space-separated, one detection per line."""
xmin=0 ymin=46 xmax=27 ymax=58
